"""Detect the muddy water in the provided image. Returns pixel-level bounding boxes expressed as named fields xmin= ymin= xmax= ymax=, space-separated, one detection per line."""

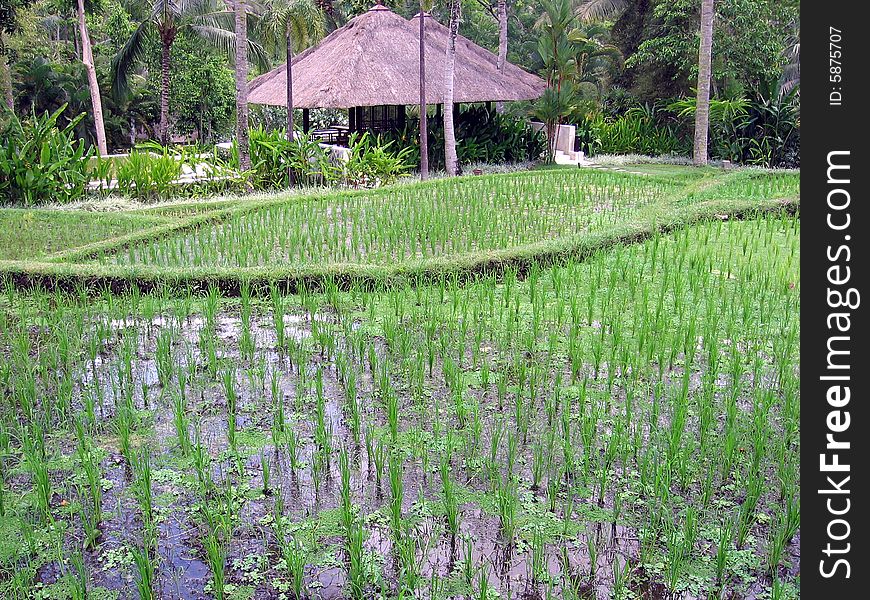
xmin=26 ymin=306 xmax=796 ymax=600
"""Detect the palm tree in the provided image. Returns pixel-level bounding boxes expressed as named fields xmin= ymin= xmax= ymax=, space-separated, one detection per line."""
xmin=1 ymin=43 xmax=13 ymax=111
xmin=693 ymin=0 xmax=714 ymax=166
xmin=111 ymin=0 xmax=266 ymax=145
xmin=260 ymin=0 xmax=324 ymax=143
xmin=234 ymin=0 xmax=250 ymax=171
xmin=74 ymin=0 xmax=107 ymax=155
xmin=443 ymin=0 xmax=461 ymax=176
xmin=780 ymin=22 xmax=799 ymax=97
xmin=534 ymin=0 xmax=576 ymax=161
xmin=495 ymin=0 xmax=507 ymax=113
xmin=418 ymin=1 xmax=428 ymax=179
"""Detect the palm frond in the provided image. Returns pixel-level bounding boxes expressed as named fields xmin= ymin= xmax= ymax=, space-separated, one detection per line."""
xmin=189 ymin=24 xmax=271 ymax=71
xmin=577 ymin=0 xmax=629 ymax=22
xmin=111 ymin=20 xmax=151 ymax=99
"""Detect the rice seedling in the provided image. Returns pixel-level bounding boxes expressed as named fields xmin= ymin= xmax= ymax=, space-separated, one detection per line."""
xmin=132 ymin=544 xmax=156 ymax=600
xmin=261 ymin=451 xmax=272 ymax=495
xmin=715 ymin=516 xmax=734 ymax=586
xmin=62 ymin=550 xmax=87 ymax=600
xmin=131 ymin=448 xmax=156 ymax=548
xmin=223 ymin=367 xmax=239 ymax=454
xmin=204 ymin=529 xmax=229 ymax=600
xmin=389 ymin=453 xmax=404 ymax=540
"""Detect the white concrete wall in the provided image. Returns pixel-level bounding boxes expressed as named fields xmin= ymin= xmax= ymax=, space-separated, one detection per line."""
xmin=530 ymin=122 xmax=576 ymax=155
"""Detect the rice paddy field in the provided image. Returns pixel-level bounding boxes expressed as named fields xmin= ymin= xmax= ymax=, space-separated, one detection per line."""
xmin=0 ymin=165 xmax=800 ymax=600
xmin=88 ymin=168 xmax=798 ymax=270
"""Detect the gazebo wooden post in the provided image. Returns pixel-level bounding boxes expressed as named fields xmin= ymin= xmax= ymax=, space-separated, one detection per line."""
xmin=302 ymin=109 xmax=311 ymax=133
xmin=397 ymin=105 xmax=407 ymax=130
xmin=349 ymin=106 xmax=356 ymax=132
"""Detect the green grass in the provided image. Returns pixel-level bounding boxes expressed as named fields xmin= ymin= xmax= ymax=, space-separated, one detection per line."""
xmin=0 ymin=209 xmax=171 ymax=261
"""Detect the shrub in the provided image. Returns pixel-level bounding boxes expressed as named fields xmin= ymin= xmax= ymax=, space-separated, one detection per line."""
xmin=0 ymin=105 xmax=93 ymax=206
xmin=115 ymin=148 xmax=183 ymax=200
xmin=385 ymin=106 xmax=546 ymax=171
xmin=581 ymin=105 xmax=689 ymax=157
xmin=238 ymin=128 xmax=340 ymax=190
xmin=345 ymin=132 xmax=413 ymax=187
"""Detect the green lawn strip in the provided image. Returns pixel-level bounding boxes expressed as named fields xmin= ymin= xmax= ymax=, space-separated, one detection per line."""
xmin=0 ymin=208 xmax=172 ymax=261
xmin=1 ymin=195 xmax=798 ymax=295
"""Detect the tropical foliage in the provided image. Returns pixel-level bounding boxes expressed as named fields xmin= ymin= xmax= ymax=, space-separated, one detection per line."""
xmin=0 ymin=103 xmax=92 ymax=205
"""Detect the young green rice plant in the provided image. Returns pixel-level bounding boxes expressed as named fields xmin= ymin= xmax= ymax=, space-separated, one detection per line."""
xmin=223 ymin=368 xmax=238 ymax=454
xmin=528 ymin=525 xmax=546 ymax=583
xmin=496 ymin=477 xmax=518 ymax=548
xmin=155 ymin=328 xmax=174 ymax=389
xmin=440 ymin=444 xmax=460 ymax=547
xmin=715 ymin=516 xmax=735 ymax=586
xmin=372 ymin=435 xmax=387 ymax=492
xmin=271 ymin=369 xmax=285 ymax=437
xmin=131 ymin=544 xmax=156 ymax=600
xmin=261 ymin=451 xmax=272 ymax=496
xmin=192 ymin=431 xmax=213 ymax=496
xmin=386 ymin=388 xmax=399 ymax=443
xmin=22 ymin=427 xmax=51 ymax=523
xmin=76 ymin=482 xmax=101 ymax=550
xmin=530 ymin=436 xmax=549 ymax=492
xmin=313 ymin=369 xmax=333 ymax=461
xmin=283 ymin=533 xmax=307 ymax=599
xmin=339 ymin=446 xmax=354 ymax=536
xmin=204 ymin=528 xmax=229 ymax=600
xmin=612 ymin=557 xmax=632 ymax=600
xmin=270 ymin=283 xmax=286 ymax=350
xmin=273 ymin=490 xmax=307 ymax=599
xmin=460 ymin=536 xmax=475 ymax=588
xmin=131 ymin=448 xmax=156 ymax=549
xmin=345 ymin=371 xmax=361 ymax=446
xmin=113 ymin=405 xmax=134 ymax=465
xmin=285 ymin=424 xmax=300 ymax=473
xmin=389 ymin=453 xmax=404 ymax=540
xmin=171 ymin=387 xmax=192 ymax=457
xmin=68 ymin=551 xmax=88 ymax=600
xmin=585 ymin=524 xmax=599 ymax=581
xmin=346 ymin=517 xmax=366 ymax=600
xmin=737 ymin=474 xmax=764 ymax=548
xmin=397 ymin=533 xmax=422 ymax=595
xmin=476 ymin=561 xmax=491 ymax=600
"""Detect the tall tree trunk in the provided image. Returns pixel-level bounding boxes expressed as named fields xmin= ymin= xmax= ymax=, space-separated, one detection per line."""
xmin=235 ymin=0 xmax=251 ymax=172
xmin=693 ymin=0 xmax=714 ymax=166
xmin=495 ymin=0 xmax=507 ymax=114
xmin=1 ymin=52 xmax=13 ymax=110
xmin=286 ymin=31 xmax=294 ymax=142
xmin=159 ymin=36 xmax=172 ymax=145
xmin=286 ymin=28 xmax=295 ymax=185
xmin=76 ymin=0 xmax=108 ymax=156
xmin=418 ymin=8 xmax=428 ymax=180
xmin=443 ymin=0 xmax=460 ymax=176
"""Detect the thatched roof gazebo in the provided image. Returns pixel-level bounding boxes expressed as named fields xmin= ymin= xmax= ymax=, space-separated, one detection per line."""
xmin=248 ymin=4 xmax=545 ymax=141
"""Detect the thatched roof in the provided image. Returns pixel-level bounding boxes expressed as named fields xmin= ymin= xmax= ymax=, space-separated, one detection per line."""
xmin=248 ymin=5 xmax=545 ymax=109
